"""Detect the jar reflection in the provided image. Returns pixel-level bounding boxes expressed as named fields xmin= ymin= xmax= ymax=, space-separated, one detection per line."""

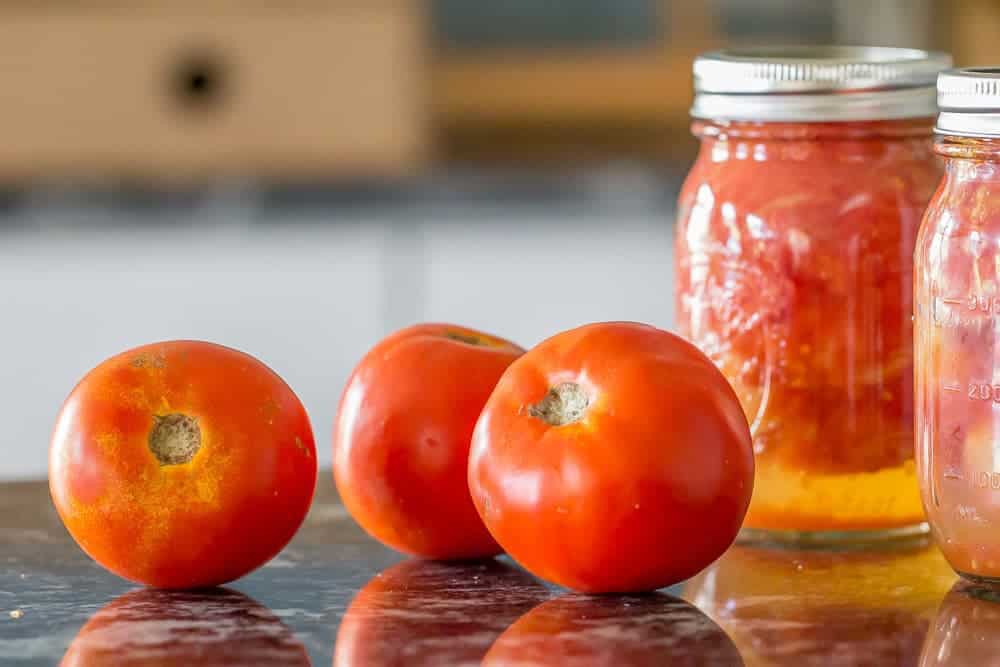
xmin=482 ymin=593 xmax=743 ymax=666
xmin=60 ymin=587 xmax=310 ymax=667
xmin=920 ymin=581 xmax=1000 ymax=666
xmin=684 ymin=545 xmax=955 ymax=666
xmin=334 ymin=559 xmax=549 ymax=667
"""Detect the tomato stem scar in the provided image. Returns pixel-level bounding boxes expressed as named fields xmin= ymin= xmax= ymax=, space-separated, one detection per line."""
xmin=148 ymin=414 xmax=201 ymax=466
xmin=445 ymin=331 xmax=486 ymax=346
xmin=528 ymin=382 xmax=589 ymax=426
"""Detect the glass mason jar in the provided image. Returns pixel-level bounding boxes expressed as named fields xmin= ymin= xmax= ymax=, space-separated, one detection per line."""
xmin=915 ymin=68 xmax=1000 ymax=584
xmin=675 ymin=47 xmax=950 ymax=545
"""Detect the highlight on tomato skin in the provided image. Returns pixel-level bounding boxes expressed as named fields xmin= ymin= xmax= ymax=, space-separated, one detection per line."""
xmin=49 ymin=340 xmax=317 ymax=590
xmin=60 ymin=587 xmax=311 ymax=667
xmin=469 ymin=321 xmax=754 ymax=594
xmin=333 ymin=323 xmax=525 ymax=560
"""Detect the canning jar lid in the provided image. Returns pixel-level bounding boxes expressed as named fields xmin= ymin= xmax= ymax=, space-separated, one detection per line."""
xmin=936 ymin=68 xmax=1000 ymax=138
xmin=692 ymin=46 xmax=952 ymax=122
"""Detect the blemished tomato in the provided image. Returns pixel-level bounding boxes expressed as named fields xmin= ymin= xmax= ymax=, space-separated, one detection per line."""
xmin=60 ymin=587 xmax=310 ymax=667
xmin=482 ymin=594 xmax=743 ymax=667
xmin=333 ymin=323 xmax=524 ymax=559
xmin=49 ymin=340 xmax=317 ymax=589
xmin=334 ymin=559 xmax=549 ymax=667
xmin=468 ymin=321 xmax=754 ymax=593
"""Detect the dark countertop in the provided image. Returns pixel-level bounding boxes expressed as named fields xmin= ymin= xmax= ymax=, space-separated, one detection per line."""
xmin=0 ymin=477 xmax=991 ymax=666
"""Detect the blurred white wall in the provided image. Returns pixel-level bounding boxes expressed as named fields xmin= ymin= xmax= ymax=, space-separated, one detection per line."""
xmin=0 ymin=189 xmax=675 ymax=480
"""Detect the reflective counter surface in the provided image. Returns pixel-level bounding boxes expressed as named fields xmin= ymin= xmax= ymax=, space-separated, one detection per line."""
xmin=1 ymin=479 xmax=994 ymax=666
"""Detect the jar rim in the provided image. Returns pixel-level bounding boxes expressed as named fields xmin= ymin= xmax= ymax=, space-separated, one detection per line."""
xmin=692 ymin=117 xmax=935 ymax=141
xmin=692 ymin=46 xmax=951 ymax=122
xmin=936 ymin=68 xmax=1000 ymax=138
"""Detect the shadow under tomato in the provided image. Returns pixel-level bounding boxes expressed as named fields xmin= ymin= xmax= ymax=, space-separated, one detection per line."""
xmin=684 ymin=545 xmax=955 ymax=666
xmin=482 ymin=592 xmax=744 ymax=667
xmin=920 ymin=580 xmax=1000 ymax=666
xmin=334 ymin=558 xmax=551 ymax=667
xmin=60 ymin=587 xmax=311 ymax=667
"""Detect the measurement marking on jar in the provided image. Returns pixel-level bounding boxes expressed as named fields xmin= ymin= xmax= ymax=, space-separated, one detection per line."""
xmin=943 ymin=384 xmax=962 ymax=393
xmin=941 ymin=295 xmax=1000 ymax=314
xmin=935 ymin=295 xmax=1000 ymax=327
xmin=944 ymin=470 xmax=964 ymax=480
xmin=932 ymin=307 xmax=973 ymax=328
xmin=969 ymin=295 xmax=1000 ymax=313
xmin=967 ymin=383 xmax=1000 ymax=403
xmin=969 ymin=471 xmax=1000 ymax=490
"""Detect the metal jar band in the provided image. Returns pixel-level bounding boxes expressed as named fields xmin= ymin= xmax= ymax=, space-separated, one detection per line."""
xmin=692 ymin=46 xmax=952 ymax=123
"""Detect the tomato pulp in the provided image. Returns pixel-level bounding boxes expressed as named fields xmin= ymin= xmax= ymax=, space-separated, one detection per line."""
xmin=676 ymin=119 xmax=941 ymax=533
xmin=49 ymin=341 xmax=317 ymax=589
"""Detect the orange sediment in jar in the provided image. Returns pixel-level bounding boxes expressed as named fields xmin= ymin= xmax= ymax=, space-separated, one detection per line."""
xmin=745 ymin=459 xmax=925 ymax=531
xmin=676 ymin=119 xmax=941 ymax=532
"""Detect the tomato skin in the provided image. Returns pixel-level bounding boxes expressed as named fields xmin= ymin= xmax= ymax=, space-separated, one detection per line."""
xmin=333 ymin=323 xmax=524 ymax=559
xmin=49 ymin=341 xmax=317 ymax=589
xmin=468 ymin=321 xmax=754 ymax=593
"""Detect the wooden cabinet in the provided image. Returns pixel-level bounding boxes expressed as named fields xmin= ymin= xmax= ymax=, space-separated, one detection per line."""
xmin=0 ymin=1 xmax=969 ymax=177
xmin=432 ymin=1 xmax=842 ymax=161
xmin=0 ymin=3 xmax=429 ymax=184
xmin=946 ymin=0 xmax=1000 ymax=66
xmin=434 ymin=2 xmax=711 ymax=131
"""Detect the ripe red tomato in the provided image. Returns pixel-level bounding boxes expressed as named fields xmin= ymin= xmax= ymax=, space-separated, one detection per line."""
xmin=334 ymin=559 xmax=549 ymax=666
xmin=49 ymin=341 xmax=317 ymax=589
xmin=333 ymin=323 xmax=524 ymax=559
xmin=482 ymin=594 xmax=743 ymax=666
xmin=468 ymin=321 xmax=754 ymax=593
xmin=60 ymin=588 xmax=310 ymax=667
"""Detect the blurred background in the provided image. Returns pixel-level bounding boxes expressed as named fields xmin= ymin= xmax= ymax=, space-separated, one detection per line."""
xmin=0 ymin=0 xmax=991 ymax=479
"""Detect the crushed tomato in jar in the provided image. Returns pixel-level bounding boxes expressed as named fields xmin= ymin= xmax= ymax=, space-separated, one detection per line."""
xmin=675 ymin=47 xmax=951 ymax=541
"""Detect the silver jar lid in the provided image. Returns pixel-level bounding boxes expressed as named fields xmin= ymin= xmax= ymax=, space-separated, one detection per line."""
xmin=936 ymin=68 xmax=1000 ymax=138
xmin=692 ymin=46 xmax=951 ymax=122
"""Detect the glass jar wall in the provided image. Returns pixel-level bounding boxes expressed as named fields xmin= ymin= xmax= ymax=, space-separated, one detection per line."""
xmin=675 ymin=47 xmax=950 ymax=544
xmin=915 ymin=68 xmax=1000 ymax=583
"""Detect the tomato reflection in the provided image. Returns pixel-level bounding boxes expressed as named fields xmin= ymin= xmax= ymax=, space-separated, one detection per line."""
xmin=334 ymin=558 xmax=550 ymax=667
xmin=61 ymin=587 xmax=310 ymax=667
xmin=685 ymin=545 xmax=955 ymax=666
xmin=921 ymin=581 xmax=1000 ymax=666
xmin=482 ymin=593 xmax=743 ymax=666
